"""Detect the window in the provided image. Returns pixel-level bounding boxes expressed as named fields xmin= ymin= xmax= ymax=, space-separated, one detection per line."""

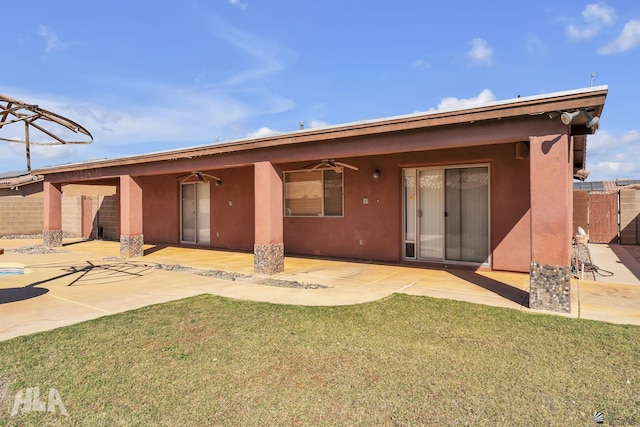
xmin=284 ymin=170 xmax=343 ymax=216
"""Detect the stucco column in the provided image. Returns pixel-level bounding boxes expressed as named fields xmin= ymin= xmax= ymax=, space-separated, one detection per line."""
xmin=119 ymin=175 xmax=144 ymax=258
xmin=254 ymin=161 xmax=284 ymax=274
xmin=43 ymin=181 xmax=63 ymax=247
xmin=529 ymin=134 xmax=573 ymax=312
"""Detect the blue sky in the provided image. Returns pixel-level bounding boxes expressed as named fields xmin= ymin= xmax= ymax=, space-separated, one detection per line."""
xmin=0 ymin=0 xmax=639 ymax=181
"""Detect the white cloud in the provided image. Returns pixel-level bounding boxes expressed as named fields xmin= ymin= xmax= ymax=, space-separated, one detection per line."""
xmin=589 ymin=161 xmax=637 ymax=180
xmin=247 ymin=127 xmax=279 ymax=138
xmin=38 ymin=26 xmax=66 ymax=52
xmin=567 ymin=2 xmax=616 ymax=41
xmin=525 ymin=34 xmax=548 ymax=56
xmin=567 ymin=24 xmax=598 ymax=41
xmin=466 ymin=38 xmax=493 ymax=65
xmin=413 ymin=59 xmax=431 ymax=69
xmin=586 ymin=129 xmax=617 ymax=152
xmin=583 ymin=3 xmax=615 ymax=25
xmin=598 ymin=19 xmax=640 ymax=54
xmin=212 ymin=20 xmax=289 ymax=86
xmin=0 ymin=79 xmax=294 ymax=171
xmin=0 ymin=141 xmax=78 ymax=172
xmin=621 ymin=130 xmax=640 ymax=143
xmin=586 ymin=129 xmax=640 ymax=180
xmin=30 ymin=144 xmax=78 ymax=159
xmin=309 ymin=120 xmax=329 ymax=128
xmin=435 ymin=89 xmax=496 ymax=111
xmin=229 ymin=0 xmax=248 ymax=10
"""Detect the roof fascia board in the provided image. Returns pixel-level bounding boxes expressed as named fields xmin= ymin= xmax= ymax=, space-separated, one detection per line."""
xmin=34 ymin=86 xmax=607 ymax=175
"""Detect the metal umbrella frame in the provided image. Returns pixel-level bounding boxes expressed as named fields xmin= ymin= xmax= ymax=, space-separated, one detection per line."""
xmin=0 ymin=93 xmax=93 ymax=170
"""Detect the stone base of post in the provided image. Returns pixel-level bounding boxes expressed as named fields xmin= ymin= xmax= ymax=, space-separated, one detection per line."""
xmin=120 ymin=234 xmax=144 ymax=258
xmin=529 ymin=262 xmax=571 ymax=313
xmin=254 ymin=243 xmax=284 ymax=275
xmin=43 ymin=229 xmax=63 ymax=248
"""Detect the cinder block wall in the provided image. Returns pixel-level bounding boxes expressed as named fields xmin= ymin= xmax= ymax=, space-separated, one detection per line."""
xmin=63 ymin=195 xmax=118 ymax=240
xmin=0 ymin=193 xmax=118 ymax=239
xmin=620 ymin=189 xmax=640 ymax=245
xmin=95 ymin=195 xmax=117 ymax=240
xmin=0 ymin=195 xmax=44 ymax=236
xmin=62 ymin=196 xmax=83 ymax=237
xmin=83 ymin=195 xmax=118 ymax=240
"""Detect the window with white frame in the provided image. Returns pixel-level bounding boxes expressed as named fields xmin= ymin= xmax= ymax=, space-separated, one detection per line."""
xmin=284 ymin=169 xmax=343 ymax=216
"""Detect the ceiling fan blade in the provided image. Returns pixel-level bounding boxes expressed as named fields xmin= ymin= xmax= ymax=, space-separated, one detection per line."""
xmin=334 ymin=161 xmax=359 ymax=171
xmin=176 ymin=173 xmax=193 ymax=181
xmin=330 ymin=165 xmax=343 ymax=173
xmin=301 ymin=159 xmax=356 ymax=173
xmin=301 ymin=161 xmax=319 ymax=169
xmin=306 ymin=163 xmax=324 ymax=173
xmin=200 ymin=173 xmax=222 ymax=182
xmin=176 ymin=171 xmax=222 ymax=183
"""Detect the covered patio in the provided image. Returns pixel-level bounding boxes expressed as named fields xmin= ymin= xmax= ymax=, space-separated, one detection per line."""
xmin=31 ymin=86 xmax=608 ymax=314
xmin=1 ymin=238 xmax=639 ymax=342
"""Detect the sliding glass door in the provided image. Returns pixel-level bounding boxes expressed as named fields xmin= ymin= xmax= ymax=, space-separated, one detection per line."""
xmin=181 ymin=182 xmax=210 ymax=244
xmin=404 ymin=166 xmax=489 ymax=264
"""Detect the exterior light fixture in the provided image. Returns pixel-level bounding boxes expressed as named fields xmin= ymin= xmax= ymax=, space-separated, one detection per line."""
xmin=561 ymin=111 xmax=580 ymax=125
xmin=582 ymin=111 xmax=599 ymax=129
xmin=373 ymin=170 xmax=380 ymax=179
xmin=560 ymin=109 xmax=600 ymax=129
xmin=215 ymin=179 xmax=222 ymax=186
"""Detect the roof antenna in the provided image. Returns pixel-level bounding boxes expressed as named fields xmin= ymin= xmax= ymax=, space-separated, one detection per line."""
xmin=590 ymin=72 xmax=599 ymax=87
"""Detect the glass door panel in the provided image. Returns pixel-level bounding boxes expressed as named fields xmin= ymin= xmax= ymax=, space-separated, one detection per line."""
xmin=196 ymin=182 xmax=211 ymax=244
xmin=181 ymin=182 xmax=210 ymax=244
xmin=181 ymin=183 xmax=196 ymax=243
xmin=403 ymin=170 xmax=417 ymax=258
xmin=404 ymin=166 xmax=489 ymax=264
xmin=418 ymin=169 xmax=444 ymax=259
xmin=445 ymin=167 xmax=488 ymax=263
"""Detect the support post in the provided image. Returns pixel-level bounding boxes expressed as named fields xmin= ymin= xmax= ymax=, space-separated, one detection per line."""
xmin=254 ymin=161 xmax=284 ymax=274
xmin=43 ymin=182 xmax=63 ymax=247
xmin=119 ymin=175 xmax=144 ymax=258
xmin=529 ymin=134 xmax=573 ymax=312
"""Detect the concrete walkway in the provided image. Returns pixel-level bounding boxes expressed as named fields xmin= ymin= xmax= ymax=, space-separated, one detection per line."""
xmin=587 ymin=243 xmax=640 ymax=285
xmin=1 ymin=239 xmax=639 ymax=342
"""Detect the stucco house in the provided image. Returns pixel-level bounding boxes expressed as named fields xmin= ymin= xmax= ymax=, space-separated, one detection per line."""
xmin=31 ymin=85 xmax=607 ymax=312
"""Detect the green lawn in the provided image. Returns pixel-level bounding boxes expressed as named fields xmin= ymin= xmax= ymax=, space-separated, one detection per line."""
xmin=0 ymin=294 xmax=638 ymax=426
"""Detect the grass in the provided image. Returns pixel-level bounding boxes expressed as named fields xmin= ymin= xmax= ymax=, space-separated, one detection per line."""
xmin=0 ymin=293 xmax=638 ymax=426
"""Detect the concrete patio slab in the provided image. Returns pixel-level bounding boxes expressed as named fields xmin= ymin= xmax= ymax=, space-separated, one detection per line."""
xmin=1 ymin=239 xmax=639 ymax=342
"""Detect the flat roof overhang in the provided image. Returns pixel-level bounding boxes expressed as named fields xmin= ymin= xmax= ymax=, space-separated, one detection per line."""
xmin=33 ymin=86 xmax=607 ymax=181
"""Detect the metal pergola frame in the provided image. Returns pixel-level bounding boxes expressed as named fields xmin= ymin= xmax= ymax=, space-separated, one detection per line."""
xmin=0 ymin=93 xmax=93 ymax=170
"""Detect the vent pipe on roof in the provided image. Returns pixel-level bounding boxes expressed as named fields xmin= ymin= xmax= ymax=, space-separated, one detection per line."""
xmin=299 ymin=121 xmax=304 ymax=130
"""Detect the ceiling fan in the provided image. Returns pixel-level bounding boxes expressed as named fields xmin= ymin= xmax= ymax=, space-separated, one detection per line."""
xmin=303 ymin=159 xmax=358 ymax=173
xmin=176 ymin=171 xmax=222 ymax=184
